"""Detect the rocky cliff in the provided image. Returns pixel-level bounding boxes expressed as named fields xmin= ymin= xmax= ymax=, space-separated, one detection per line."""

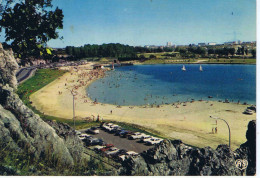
xmin=0 ymin=44 xmax=87 ymax=175
xmin=121 ymin=120 xmax=256 ymax=176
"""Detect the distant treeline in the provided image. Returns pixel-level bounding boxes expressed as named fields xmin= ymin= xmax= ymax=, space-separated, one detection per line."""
xmin=65 ymin=43 xmax=176 ymax=59
xmin=176 ymin=45 xmax=256 ymax=58
xmin=64 ymin=43 xmax=256 ymax=60
xmin=65 ymin=43 xmax=137 ymax=59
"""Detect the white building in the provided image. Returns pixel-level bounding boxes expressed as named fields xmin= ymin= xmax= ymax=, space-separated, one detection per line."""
xmin=208 ymin=42 xmax=217 ymax=46
xmin=166 ymin=42 xmax=172 ymax=47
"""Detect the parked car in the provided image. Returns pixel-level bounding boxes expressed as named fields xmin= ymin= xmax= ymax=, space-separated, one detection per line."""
xmin=86 ymin=127 xmax=100 ymax=134
xmin=113 ymin=149 xmax=127 ymax=157
xmin=141 ymin=136 xmax=154 ymax=143
xmin=126 ymin=151 xmax=139 ymax=156
xmin=128 ymin=132 xmax=146 ymax=140
xmin=93 ymin=145 xmax=106 ymax=152
xmin=111 ymin=126 xmax=122 ymax=133
xmin=105 ymin=147 xmax=120 ymax=156
xmin=115 ymin=129 xmax=126 ymax=136
xmin=118 ymin=130 xmax=129 ymax=137
xmin=100 ymin=144 xmax=115 ymax=153
xmin=85 ymin=138 xmax=104 ymax=146
xmin=78 ymin=133 xmax=90 ymax=140
xmin=120 ymin=131 xmax=133 ymax=138
xmin=243 ymin=109 xmax=254 ymax=115
xmin=146 ymin=138 xmax=164 ymax=145
xmin=247 ymin=105 xmax=256 ymax=112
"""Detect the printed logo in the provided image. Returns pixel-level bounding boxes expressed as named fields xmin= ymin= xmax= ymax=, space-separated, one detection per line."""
xmin=235 ymin=159 xmax=248 ymax=170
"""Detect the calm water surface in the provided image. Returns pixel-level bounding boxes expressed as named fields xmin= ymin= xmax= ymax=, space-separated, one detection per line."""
xmin=87 ymin=64 xmax=256 ymax=106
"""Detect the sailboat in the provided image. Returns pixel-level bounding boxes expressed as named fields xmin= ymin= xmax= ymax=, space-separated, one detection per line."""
xmin=182 ymin=65 xmax=186 ymax=71
xmin=199 ymin=65 xmax=203 ymax=72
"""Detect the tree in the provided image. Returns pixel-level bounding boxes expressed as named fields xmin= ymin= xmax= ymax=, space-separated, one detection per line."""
xmin=245 ymin=49 xmax=249 ymax=55
xmin=149 ymin=55 xmax=156 ymax=59
xmin=228 ymin=48 xmax=235 ymax=57
xmin=208 ymin=48 xmax=215 ymax=55
xmin=241 ymin=46 xmax=245 ymax=55
xmin=251 ymin=49 xmax=256 ymax=58
xmin=195 ymin=47 xmax=206 ymax=56
xmin=0 ymin=0 xmax=64 ymax=60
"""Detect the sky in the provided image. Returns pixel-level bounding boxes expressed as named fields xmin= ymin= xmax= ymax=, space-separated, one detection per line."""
xmin=0 ymin=0 xmax=257 ymax=47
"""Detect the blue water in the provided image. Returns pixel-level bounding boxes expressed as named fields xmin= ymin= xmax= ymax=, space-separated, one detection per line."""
xmin=87 ymin=64 xmax=256 ymax=106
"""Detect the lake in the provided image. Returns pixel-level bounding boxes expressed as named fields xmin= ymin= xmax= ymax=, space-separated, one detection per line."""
xmin=87 ymin=64 xmax=256 ymax=106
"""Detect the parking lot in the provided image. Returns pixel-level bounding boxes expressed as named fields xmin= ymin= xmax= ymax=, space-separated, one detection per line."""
xmin=83 ymin=128 xmax=154 ymax=153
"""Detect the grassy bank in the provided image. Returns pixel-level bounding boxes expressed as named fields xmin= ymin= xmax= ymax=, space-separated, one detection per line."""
xmin=16 ymin=69 xmax=79 ymax=125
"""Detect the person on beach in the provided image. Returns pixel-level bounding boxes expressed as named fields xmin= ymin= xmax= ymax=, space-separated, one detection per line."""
xmin=215 ymin=127 xmax=218 ymax=134
xmin=110 ymin=110 xmax=112 ymax=114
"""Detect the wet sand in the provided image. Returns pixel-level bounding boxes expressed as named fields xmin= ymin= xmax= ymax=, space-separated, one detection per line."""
xmin=30 ymin=64 xmax=256 ymax=149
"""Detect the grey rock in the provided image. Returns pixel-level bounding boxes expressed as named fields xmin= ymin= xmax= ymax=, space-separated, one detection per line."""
xmin=235 ymin=120 xmax=256 ymax=175
xmin=0 ymin=44 xmax=87 ymax=174
xmin=0 ymin=44 xmax=18 ymax=89
xmin=121 ymin=120 xmax=256 ymax=176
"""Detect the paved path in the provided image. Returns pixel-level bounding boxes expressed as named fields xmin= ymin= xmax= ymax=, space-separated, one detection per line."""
xmin=16 ymin=67 xmax=37 ymax=83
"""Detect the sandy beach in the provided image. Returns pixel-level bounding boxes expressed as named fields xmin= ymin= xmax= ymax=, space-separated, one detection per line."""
xmin=30 ymin=63 xmax=256 ymax=149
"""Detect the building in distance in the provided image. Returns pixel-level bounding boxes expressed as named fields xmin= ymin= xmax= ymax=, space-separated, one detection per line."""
xmin=198 ymin=43 xmax=207 ymax=46
xmin=166 ymin=42 xmax=172 ymax=47
xmin=208 ymin=42 xmax=217 ymax=46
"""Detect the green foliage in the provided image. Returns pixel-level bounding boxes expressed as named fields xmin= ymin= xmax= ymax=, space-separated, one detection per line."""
xmin=17 ymin=69 xmax=67 ymax=106
xmin=65 ymin=43 xmax=138 ymax=60
xmin=251 ymin=49 xmax=256 ymax=58
xmin=0 ymin=0 xmax=64 ymax=60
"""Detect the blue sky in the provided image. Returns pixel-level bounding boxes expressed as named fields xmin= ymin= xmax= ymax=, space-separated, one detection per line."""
xmin=1 ymin=0 xmax=257 ymax=47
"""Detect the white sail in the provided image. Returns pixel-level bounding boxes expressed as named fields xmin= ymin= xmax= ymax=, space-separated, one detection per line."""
xmin=199 ymin=65 xmax=203 ymax=72
xmin=182 ymin=65 xmax=186 ymax=71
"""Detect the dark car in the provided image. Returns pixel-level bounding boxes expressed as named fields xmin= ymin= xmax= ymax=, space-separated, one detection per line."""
xmin=120 ymin=130 xmax=133 ymax=138
xmin=111 ymin=126 xmax=122 ymax=133
xmin=85 ymin=138 xmax=103 ymax=146
xmin=114 ymin=129 xmax=125 ymax=136
xmin=86 ymin=127 xmax=99 ymax=134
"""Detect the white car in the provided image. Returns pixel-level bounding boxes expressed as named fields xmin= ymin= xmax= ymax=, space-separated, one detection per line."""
xmin=142 ymin=136 xmax=155 ymax=143
xmin=93 ymin=145 xmax=106 ymax=151
xmin=129 ymin=132 xmax=146 ymax=140
xmin=104 ymin=126 xmax=114 ymax=132
xmin=106 ymin=123 xmax=114 ymax=127
xmin=105 ymin=147 xmax=120 ymax=155
xmin=78 ymin=133 xmax=90 ymax=140
xmin=126 ymin=151 xmax=139 ymax=156
xmin=140 ymin=134 xmax=152 ymax=140
xmin=146 ymin=138 xmax=164 ymax=145
xmin=118 ymin=151 xmax=139 ymax=161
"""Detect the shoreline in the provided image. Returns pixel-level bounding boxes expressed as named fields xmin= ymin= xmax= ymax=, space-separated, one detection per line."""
xmin=30 ymin=63 xmax=256 ymax=149
xmin=132 ymin=62 xmax=256 ymax=65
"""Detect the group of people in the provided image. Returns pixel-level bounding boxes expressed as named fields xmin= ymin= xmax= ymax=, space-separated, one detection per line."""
xmin=58 ymin=67 xmax=106 ymax=102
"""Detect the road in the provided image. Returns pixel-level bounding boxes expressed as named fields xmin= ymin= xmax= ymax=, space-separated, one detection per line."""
xmin=16 ymin=66 xmax=37 ymax=83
